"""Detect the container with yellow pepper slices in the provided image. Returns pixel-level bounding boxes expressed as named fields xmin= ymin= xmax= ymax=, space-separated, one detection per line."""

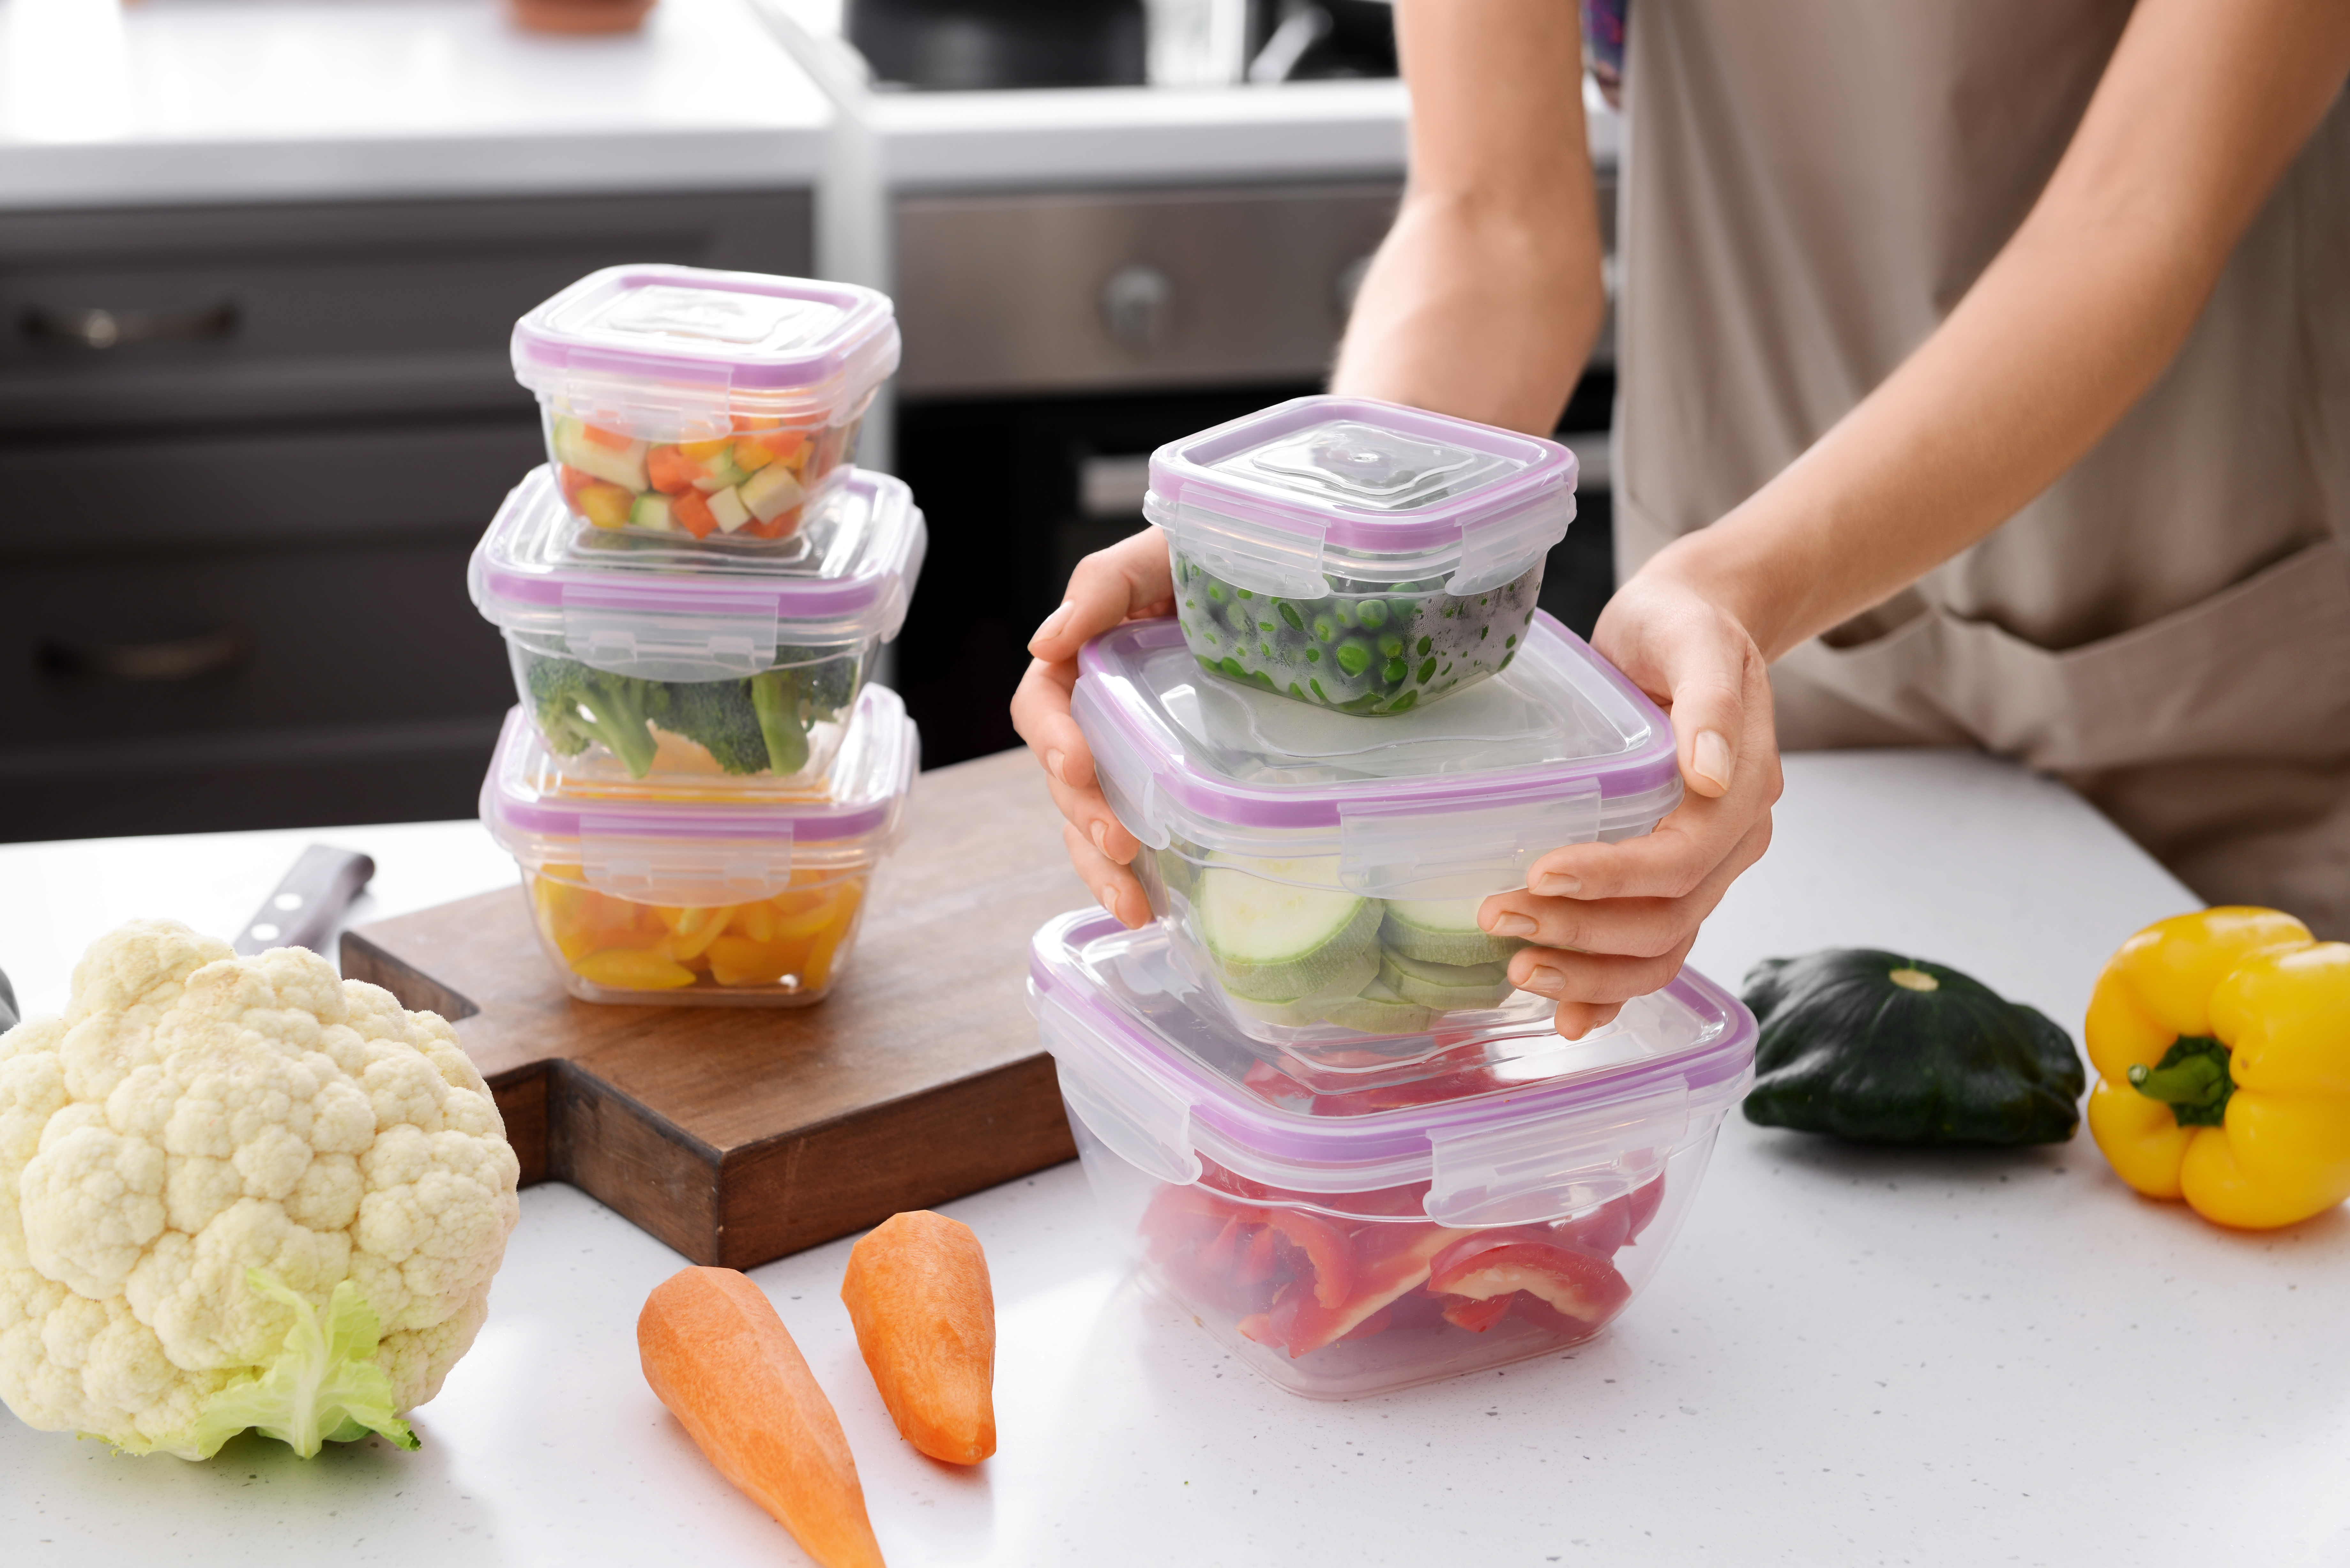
xmin=480 ymin=685 xmax=916 ymax=1006
xmin=2086 ymin=907 xmax=2350 ymax=1230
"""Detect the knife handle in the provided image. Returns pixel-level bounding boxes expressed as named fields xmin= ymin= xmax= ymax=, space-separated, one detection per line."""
xmin=234 ymin=845 xmax=377 ymax=957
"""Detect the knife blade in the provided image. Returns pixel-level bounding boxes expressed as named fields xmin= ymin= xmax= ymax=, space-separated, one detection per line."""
xmin=233 ymin=845 xmax=377 ymax=957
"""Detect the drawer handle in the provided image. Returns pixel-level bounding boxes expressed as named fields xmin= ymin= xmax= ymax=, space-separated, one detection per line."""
xmin=38 ymin=628 xmax=246 ymax=682
xmin=19 ymin=299 xmax=239 ymax=350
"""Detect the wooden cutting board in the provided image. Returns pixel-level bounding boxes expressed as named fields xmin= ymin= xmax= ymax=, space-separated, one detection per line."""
xmin=340 ymin=747 xmax=1089 ymax=1270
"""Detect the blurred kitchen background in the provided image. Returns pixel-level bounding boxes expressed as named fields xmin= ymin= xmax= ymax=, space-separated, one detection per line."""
xmin=0 ymin=0 xmax=1618 ymax=842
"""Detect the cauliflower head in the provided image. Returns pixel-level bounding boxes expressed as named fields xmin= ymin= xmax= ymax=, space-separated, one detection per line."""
xmin=0 ymin=919 xmax=521 ymax=1459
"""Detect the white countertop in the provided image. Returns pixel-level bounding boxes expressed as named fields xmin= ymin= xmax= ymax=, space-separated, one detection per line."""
xmin=8 ymin=749 xmax=2346 ymax=1566
xmin=0 ymin=0 xmax=831 ymax=208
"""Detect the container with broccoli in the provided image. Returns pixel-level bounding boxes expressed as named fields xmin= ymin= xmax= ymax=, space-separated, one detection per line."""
xmin=470 ymin=464 xmax=925 ymax=792
xmin=1145 ymin=396 xmax=1577 ymax=716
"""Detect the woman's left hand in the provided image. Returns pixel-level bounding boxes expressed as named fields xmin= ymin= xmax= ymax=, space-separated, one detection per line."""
xmin=1476 ymin=567 xmax=1783 ymax=1038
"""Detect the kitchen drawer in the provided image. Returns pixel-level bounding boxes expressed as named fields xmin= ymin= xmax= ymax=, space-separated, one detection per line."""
xmin=0 ymin=534 xmax=513 ymax=764
xmin=0 ymin=190 xmax=811 ymax=434
xmin=0 ymin=417 xmax=544 ymax=560
xmin=892 ymin=182 xmax=1401 ymax=397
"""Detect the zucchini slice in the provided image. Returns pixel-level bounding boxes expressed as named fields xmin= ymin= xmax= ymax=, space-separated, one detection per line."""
xmin=1379 ymin=898 xmax=1527 ymax=968
xmin=1196 ymin=854 xmax=1382 ymax=1004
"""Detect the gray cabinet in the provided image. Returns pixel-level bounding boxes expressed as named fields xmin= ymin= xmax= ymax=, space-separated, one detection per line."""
xmin=0 ymin=189 xmax=811 ymax=841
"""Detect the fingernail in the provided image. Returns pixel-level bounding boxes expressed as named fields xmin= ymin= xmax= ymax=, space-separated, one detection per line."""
xmin=1531 ymin=872 xmax=1581 ymax=898
xmin=1032 ymin=601 xmax=1074 ymax=646
xmin=1487 ymin=911 xmax=1537 ymax=937
xmin=1692 ymin=729 xmax=1734 ymax=792
xmin=1097 ymin=884 xmax=1121 ymax=916
xmin=1521 ymin=964 xmax=1568 ymax=997
xmin=1046 ymin=748 xmax=1067 ymax=784
xmin=1090 ymin=821 xmax=1111 ymax=855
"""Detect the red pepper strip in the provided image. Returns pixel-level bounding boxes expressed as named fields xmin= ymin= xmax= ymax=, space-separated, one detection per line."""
xmin=1512 ymin=1292 xmax=1620 ymax=1341
xmin=1253 ymin=1225 xmax=1474 ymax=1357
xmin=1138 ymin=1185 xmax=1248 ymax=1260
xmin=1437 ymin=1293 xmax=1514 ymax=1333
xmin=1624 ymin=1170 xmax=1666 ymax=1242
xmin=1427 ymin=1240 xmax=1631 ymax=1330
xmin=1339 ymin=1305 xmax=1394 ymax=1343
xmin=1245 ymin=1209 xmax=1354 ymax=1308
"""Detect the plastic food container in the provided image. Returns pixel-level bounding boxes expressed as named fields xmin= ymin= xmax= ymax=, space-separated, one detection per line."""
xmin=512 ymin=265 xmax=900 ymax=544
xmin=470 ymin=464 xmax=924 ymax=794
xmin=1031 ymin=907 xmax=1757 ymax=1398
xmin=481 ymin=686 xmax=916 ymax=1005
xmin=1146 ymin=396 xmax=1576 ymax=715
xmin=1069 ymin=612 xmax=1681 ymax=1047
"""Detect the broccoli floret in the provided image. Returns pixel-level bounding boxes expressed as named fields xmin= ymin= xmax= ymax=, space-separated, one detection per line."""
xmin=750 ymin=671 xmax=811 ymax=776
xmin=776 ymin=646 xmax=859 ymax=718
xmin=526 ymin=656 xmax=669 ymax=779
xmin=663 ymin=679 xmax=774 ymax=776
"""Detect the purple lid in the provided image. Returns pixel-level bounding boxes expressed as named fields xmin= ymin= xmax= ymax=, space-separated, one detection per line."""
xmin=1070 ymin=614 xmax=1681 ymax=895
xmin=512 ymin=265 xmax=899 ymax=401
xmin=469 ymin=465 xmax=926 ymax=682
xmin=481 ymin=685 xmax=917 ymax=855
xmin=1145 ymin=397 xmax=1576 ymax=599
xmin=1030 ymin=908 xmax=1758 ymax=1220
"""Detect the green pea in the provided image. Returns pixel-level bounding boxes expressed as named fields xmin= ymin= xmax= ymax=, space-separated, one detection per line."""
xmin=1416 ymin=636 xmax=1432 ymax=656
xmin=1203 ymin=630 xmax=1219 ymax=647
xmin=1218 ymin=656 xmax=1247 ymax=679
xmin=1382 ymin=658 xmax=1407 ymax=683
xmin=1356 ymin=599 xmax=1390 ymax=629
xmin=1278 ymin=601 xmax=1304 ymax=632
xmin=1478 ymin=625 xmax=1489 ymax=639
xmin=1417 ymin=657 xmax=1437 ymax=684
xmin=1505 ymin=633 xmax=1517 ymax=650
xmin=1390 ymin=599 xmax=1418 ymax=622
xmin=1386 ymin=688 xmax=1418 ymax=713
xmin=1310 ymin=678 xmax=1329 ymax=702
xmin=1251 ymin=669 xmax=1276 ymax=692
xmin=1207 ymin=581 xmax=1227 ymax=603
xmin=1335 ymin=643 xmax=1371 ymax=677
xmin=1498 ymin=649 xmax=1515 ymax=670
xmin=1333 ymin=602 xmax=1356 ymax=628
xmin=1260 ymin=642 xmax=1273 ymax=659
xmin=1306 ymin=647 xmax=1321 ymax=664
xmin=1314 ymin=616 xmax=1338 ymax=643
xmin=1478 ymin=595 xmax=1490 ymax=607
xmin=1289 ymin=682 xmax=1308 ymax=700
xmin=1378 ymin=633 xmax=1403 ymax=658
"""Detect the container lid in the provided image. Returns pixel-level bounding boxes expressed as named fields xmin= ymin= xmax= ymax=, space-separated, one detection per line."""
xmin=1144 ymin=396 xmax=1577 ymax=598
xmin=512 ymin=265 xmax=900 ymax=428
xmin=480 ymin=684 xmax=918 ymax=900
xmin=1071 ymin=612 xmax=1681 ymax=898
xmin=469 ymin=465 xmax=927 ymax=682
xmin=1030 ymin=908 xmax=1757 ymax=1226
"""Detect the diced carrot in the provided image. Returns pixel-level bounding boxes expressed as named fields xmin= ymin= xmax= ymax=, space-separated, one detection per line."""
xmin=838 ymin=1212 xmax=996 ymax=1466
xmin=672 ymin=490 xmax=719 ymax=538
xmin=646 ymin=444 xmax=699 ymax=495
xmin=744 ymin=428 xmax=808 ymax=466
xmin=639 ymin=1268 xmax=887 ymax=1568
xmin=581 ymin=422 xmax=637 ymax=450
xmin=743 ymin=505 xmax=802 ymax=541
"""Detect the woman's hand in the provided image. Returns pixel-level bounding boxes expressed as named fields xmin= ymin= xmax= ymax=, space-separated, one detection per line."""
xmin=1009 ymin=528 xmax=1174 ymax=928
xmin=1476 ymin=568 xmax=1783 ymax=1039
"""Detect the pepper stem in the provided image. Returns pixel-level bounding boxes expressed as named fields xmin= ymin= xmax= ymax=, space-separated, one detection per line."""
xmin=2126 ymin=1035 xmax=2235 ymax=1128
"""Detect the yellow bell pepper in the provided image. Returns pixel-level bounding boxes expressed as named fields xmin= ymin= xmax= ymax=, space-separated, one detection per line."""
xmin=2086 ymin=907 xmax=2350 ymax=1229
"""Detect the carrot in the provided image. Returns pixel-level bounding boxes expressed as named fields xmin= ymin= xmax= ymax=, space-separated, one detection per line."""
xmin=638 ymin=1267 xmax=887 ymax=1568
xmin=839 ymin=1212 xmax=996 ymax=1465
xmin=646 ymin=444 xmax=699 ymax=495
xmin=671 ymin=489 xmax=719 ymax=538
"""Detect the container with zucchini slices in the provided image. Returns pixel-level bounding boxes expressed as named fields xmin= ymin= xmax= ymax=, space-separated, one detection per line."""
xmin=1030 ymin=907 xmax=1758 ymax=1399
xmin=1069 ymin=612 xmax=1681 ymax=1054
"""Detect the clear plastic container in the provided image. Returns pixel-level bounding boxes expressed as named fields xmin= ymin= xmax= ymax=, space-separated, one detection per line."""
xmin=1030 ymin=907 xmax=1757 ymax=1399
xmin=469 ymin=464 xmax=925 ymax=793
xmin=1069 ymin=612 xmax=1681 ymax=1047
xmin=1146 ymin=396 xmax=1577 ymax=715
xmin=512 ymin=265 xmax=900 ymax=544
xmin=480 ymin=686 xmax=917 ymax=1005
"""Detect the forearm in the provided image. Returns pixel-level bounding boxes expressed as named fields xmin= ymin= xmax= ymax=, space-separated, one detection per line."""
xmin=1649 ymin=0 xmax=2350 ymax=660
xmin=1330 ymin=0 xmax=1605 ymax=435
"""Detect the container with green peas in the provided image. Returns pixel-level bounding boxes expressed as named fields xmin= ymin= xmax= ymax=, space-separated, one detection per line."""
xmin=1145 ymin=396 xmax=1577 ymax=718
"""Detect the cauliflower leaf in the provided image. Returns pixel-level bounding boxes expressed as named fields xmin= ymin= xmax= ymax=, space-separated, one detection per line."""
xmin=134 ymin=1269 xmax=419 ymax=1460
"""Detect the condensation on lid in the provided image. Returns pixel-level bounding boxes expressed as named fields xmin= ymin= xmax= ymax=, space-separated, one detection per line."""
xmin=1221 ymin=420 xmax=1519 ymax=513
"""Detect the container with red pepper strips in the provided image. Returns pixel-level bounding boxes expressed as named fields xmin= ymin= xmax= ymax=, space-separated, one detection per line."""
xmin=1030 ymin=908 xmax=1759 ymax=1399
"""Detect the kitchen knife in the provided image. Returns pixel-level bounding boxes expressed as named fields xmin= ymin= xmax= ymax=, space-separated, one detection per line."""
xmin=233 ymin=845 xmax=377 ymax=957
xmin=0 ymin=964 xmax=15 ymax=1032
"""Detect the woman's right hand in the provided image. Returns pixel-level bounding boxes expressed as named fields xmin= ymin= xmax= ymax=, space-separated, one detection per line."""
xmin=1009 ymin=528 xmax=1176 ymax=929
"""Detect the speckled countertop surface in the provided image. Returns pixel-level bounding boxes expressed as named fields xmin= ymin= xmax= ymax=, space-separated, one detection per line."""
xmin=5 ymin=749 xmax=2346 ymax=1566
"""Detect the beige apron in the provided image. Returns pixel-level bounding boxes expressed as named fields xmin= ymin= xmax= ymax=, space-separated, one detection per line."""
xmin=1612 ymin=0 xmax=2350 ymax=936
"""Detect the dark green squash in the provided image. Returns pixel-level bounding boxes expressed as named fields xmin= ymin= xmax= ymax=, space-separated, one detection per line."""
xmin=1741 ymin=949 xmax=2085 ymax=1145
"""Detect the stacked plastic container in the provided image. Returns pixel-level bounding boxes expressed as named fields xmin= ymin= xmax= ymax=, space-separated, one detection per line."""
xmin=1043 ymin=396 xmax=1758 ymax=1395
xmin=469 ymin=264 xmax=919 ymax=1004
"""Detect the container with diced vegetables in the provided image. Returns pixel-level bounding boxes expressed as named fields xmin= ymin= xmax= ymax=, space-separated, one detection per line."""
xmin=481 ymin=685 xmax=916 ymax=1005
xmin=512 ymin=264 xmax=899 ymax=545
xmin=1147 ymin=396 xmax=1577 ymax=715
xmin=469 ymin=464 xmax=924 ymax=793
xmin=1030 ymin=906 xmax=1756 ymax=1398
xmin=1069 ymin=612 xmax=1681 ymax=1053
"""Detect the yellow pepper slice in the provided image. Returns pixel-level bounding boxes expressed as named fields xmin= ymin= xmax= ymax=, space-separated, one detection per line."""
xmin=2086 ymin=908 xmax=2350 ymax=1228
